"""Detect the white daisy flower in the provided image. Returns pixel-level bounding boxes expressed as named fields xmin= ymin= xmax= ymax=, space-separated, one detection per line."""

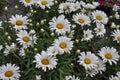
xmin=33 ymin=51 xmax=58 ymax=72
xmin=49 ymin=15 xmax=71 ymax=35
xmin=16 ymin=30 xmax=37 ymax=48
xmin=71 ymin=1 xmax=81 ymax=12
xmin=85 ymin=3 xmax=96 ymax=9
xmin=91 ymin=10 xmax=108 ymax=24
xmin=92 ymin=2 xmax=100 ymax=7
xmin=94 ymin=23 xmax=106 ymax=37
xmin=36 ymin=0 xmax=54 ymax=9
xmin=63 ymin=30 xmax=74 ymax=38
xmin=3 ymin=43 xmax=17 ymax=56
xmin=19 ymin=48 xmax=26 ymax=57
xmin=0 ymin=63 xmax=21 ymax=80
xmin=82 ymin=29 xmax=93 ymax=41
xmin=52 ymin=36 xmax=73 ymax=54
xmin=36 ymin=75 xmax=41 ymax=80
xmin=112 ymin=29 xmax=120 ymax=43
xmin=65 ymin=75 xmax=80 ymax=80
xmin=94 ymin=59 xmax=106 ymax=74
xmin=9 ymin=14 xmax=28 ymax=30
xmin=73 ymin=13 xmax=91 ymax=26
xmin=98 ymin=47 xmax=120 ymax=65
xmin=78 ymin=51 xmax=98 ymax=70
xmin=58 ymin=2 xmax=73 ymax=14
xmin=86 ymin=68 xmax=98 ymax=77
xmin=46 ymin=46 xmax=58 ymax=56
xmin=19 ymin=0 xmax=36 ymax=7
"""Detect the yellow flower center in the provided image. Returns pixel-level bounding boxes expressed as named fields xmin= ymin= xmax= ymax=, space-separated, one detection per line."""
xmin=56 ymin=23 xmax=64 ymax=29
xmin=59 ymin=42 xmax=67 ymax=49
xmin=22 ymin=36 xmax=30 ymax=42
xmin=117 ymin=36 xmax=120 ymax=41
xmin=16 ymin=20 xmax=23 ymax=26
xmin=65 ymin=31 xmax=70 ymax=37
xmin=84 ymin=58 xmax=91 ymax=64
xmin=98 ymin=28 xmax=101 ymax=32
xmin=96 ymin=64 xmax=99 ymax=68
xmin=64 ymin=6 xmax=70 ymax=11
xmin=96 ymin=15 xmax=102 ymax=21
xmin=78 ymin=19 xmax=85 ymax=24
xmin=41 ymin=59 xmax=49 ymax=65
xmin=105 ymin=53 xmax=112 ymax=59
xmin=5 ymin=71 xmax=13 ymax=77
xmin=25 ymin=0 xmax=31 ymax=3
xmin=84 ymin=34 xmax=88 ymax=38
xmin=41 ymin=0 xmax=48 ymax=5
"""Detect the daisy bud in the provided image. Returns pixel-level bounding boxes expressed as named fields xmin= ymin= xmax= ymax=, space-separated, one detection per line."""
xmin=111 ymin=22 xmax=116 ymax=28
xmin=36 ymin=22 xmax=40 ymax=26
xmin=4 ymin=6 xmax=8 ymax=11
xmin=55 ymin=0 xmax=58 ymax=4
xmin=116 ymin=25 xmax=120 ymax=29
xmin=14 ymin=5 xmax=18 ymax=9
xmin=75 ymin=39 xmax=79 ymax=43
xmin=50 ymin=32 xmax=55 ymax=37
xmin=34 ymin=48 xmax=38 ymax=51
xmin=34 ymin=10 xmax=36 ymax=13
xmin=5 ymin=32 xmax=9 ymax=35
xmin=28 ymin=19 xmax=32 ymax=22
xmin=71 ymin=24 xmax=76 ymax=29
xmin=7 ymin=36 xmax=11 ymax=40
xmin=76 ymin=49 xmax=80 ymax=54
xmin=45 ymin=10 xmax=49 ymax=13
xmin=40 ymin=28 xmax=45 ymax=32
xmin=71 ymin=63 xmax=74 ymax=66
xmin=30 ymin=9 xmax=34 ymax=13
xmin=29 ymin=23 xmax=33 ymax=26
xmin=40 ymin=20 xmax=44 ymax=25
xmin=4 ymin=20 xmax=8 ymax=23
xmin=109 ymin=15 xmax=113 ymax=19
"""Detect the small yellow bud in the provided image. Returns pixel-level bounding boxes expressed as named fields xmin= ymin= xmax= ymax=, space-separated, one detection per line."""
xmin=7 ymin=36 xmax=11 ymax=40
xmin=40 ymin=28 xmax=45 ymax=32
xmin=4 ymin=6 xmax=8 ymax=11
xmin=50 ymin=33 xmax=55 ymax=37
xmin=34 ymin=48 xmax=38 ymax=51
xmin=5 ymin=32 xmax=9 ymax=35
xmin=76 ymin=49 xmax=80 ymax=54
xmin=14 ymin=5 xmax=18 ymax=9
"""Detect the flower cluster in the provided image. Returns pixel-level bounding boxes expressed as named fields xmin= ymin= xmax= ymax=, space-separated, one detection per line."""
xmin=0 ymin=0 xmax=120 ymax=80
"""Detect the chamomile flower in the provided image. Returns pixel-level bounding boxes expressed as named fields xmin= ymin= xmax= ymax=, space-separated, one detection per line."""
xmin=0 ymin=63 xmax=21 ymax=80
xmin=71 ymin=1 xmax=81 ymax=12
xmin=78 ymin=51 xmax=98 ymax=70
xmin=73 ymin=13 xmax=91 ymax=26
xmin=19 ymin=48 xmax=26 ymax=57
xmin=94 ymin=59 xmax=106 ymax=74
xmin=49 ymin=15 xmax=71 ymax=35
xmin=82 ymin=29 xmax=93 ymax=41
xmin=98 ymin=47 xmax=120 ymax=65
xmin=33 ymin=51 xmax=58 ymax=72
xmin=92 ymin=10 xmax=108 ymax=24
xmin=36 ymin=0 xmax=54 ymax=9
xmin=3 ymin=43 xmax=17 ymax=56
xmin=46 ymin=46 xmax=58 ymax=56
xmin=94 ymin=23 xmax=106 ymax=37
xmin=16 ymin=30 xmax=37 ymax=48
xmin=58 ymin=2 xmax=73 ymax=14
xmin=111 ymin=29 xmax=120 ymax=43
xmin=52 ymin=36 xmax=73 ymax=54
xmin=86 ymin=68 xmax=98 ymax=77
xmin=65 ymin=75 xmax=80 ymax=80
xmin=109 ymin=75 xmax=119 ymax=80
xmin=19 ymin=0 xmax=36 ymax=7
xmin=9 ymin=14 xmax=28 ymax=30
